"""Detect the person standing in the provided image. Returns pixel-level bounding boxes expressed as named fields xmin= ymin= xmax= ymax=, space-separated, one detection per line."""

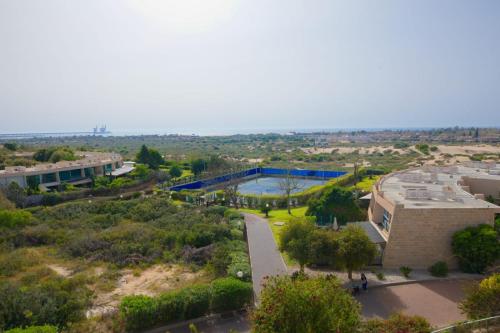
xmin=361 ymin=273 xmax=368 ymax=291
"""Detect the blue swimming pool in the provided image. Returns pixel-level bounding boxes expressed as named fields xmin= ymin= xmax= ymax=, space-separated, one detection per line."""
xmin=237 ymin=177 xmax=326 ymax=195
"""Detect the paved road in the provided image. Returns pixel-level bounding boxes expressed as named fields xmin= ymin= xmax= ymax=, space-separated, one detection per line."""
xmin=357 ymin=279 xmax=474 ymax=328
xmin=243 ymin=213 xmax=288 ymax=300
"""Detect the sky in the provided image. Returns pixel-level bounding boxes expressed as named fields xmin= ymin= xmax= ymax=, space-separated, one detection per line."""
xmin=0 ymin=0 xmax=499 ymax=135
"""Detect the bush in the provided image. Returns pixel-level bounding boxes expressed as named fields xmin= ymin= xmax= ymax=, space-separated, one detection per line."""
xmin=120 ymin=278 xmax=253 ymax=331
xmin=210 ymin=277 xmax=253 ymax=312
xmin=452 ymin=224 xmax=499 ymax=273
xmin=5 ymin=326 xmax=58 ymax=333
xmin=376 ymin=272 xmax=385 ymax=281
xmin=177 ymin=285 xmax=211 ymax=319
xmin=362 ymin=313 xmax=431 ymax=333
xmin=400 ymin=266 xmax=412 ymax=278
xmin=0 ymin=277 xmax=91 ymax=331
xmin=40 ymin=193 xmax=63 ymax=206
xmin=252 ymin=275 xmax=360 ymax=333
xmin=459 ymin=273 xmax=500 ymax=319
xmin=0 ymin=209 xmax=32 ymax=228
xmin=428 ymin=261 xmax=448 ymax=277
xmin=156 ymin=292 xmax=185 ymax=324
xmin=119 ymin=295 xmax=158 ymax=332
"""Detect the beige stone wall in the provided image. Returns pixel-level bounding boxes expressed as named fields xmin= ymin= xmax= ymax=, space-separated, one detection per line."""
xmin=382 ymin=207 xmax=495 ymax=269
xmin=462 ymin=177 xmax=500 ymax=199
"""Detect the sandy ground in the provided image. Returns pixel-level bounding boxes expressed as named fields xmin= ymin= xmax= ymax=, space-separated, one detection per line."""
xmin=47 ymin=264 xmax=73 ymax=277
xmin=87 ymin=264 xmax=204 ymax=317
xmin=301 ymin=146 xmax=408 ymax=155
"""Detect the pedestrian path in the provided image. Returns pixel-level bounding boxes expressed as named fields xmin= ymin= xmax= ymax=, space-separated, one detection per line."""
xmin=243 ymin=213 xmax=287 ymax=301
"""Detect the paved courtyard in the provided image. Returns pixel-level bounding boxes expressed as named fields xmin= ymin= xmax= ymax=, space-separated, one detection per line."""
xmin=357 ymin=279 xmax=475 ymax=328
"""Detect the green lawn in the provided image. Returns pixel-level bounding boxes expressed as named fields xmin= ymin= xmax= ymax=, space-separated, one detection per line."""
xmin=347 ymin=175 xmax=380 ymax=192
xmin=239 ymin=206 xmax=308 ymax=267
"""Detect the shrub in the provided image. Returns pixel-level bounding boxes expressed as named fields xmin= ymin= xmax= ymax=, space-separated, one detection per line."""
xmin=40 ymin=193 xmax=63 ymax=206
xmin=0 ymin=209 xmax=32 ymax=228
xmin=376 ymin=272 xmax=385 ymax=281
xmin=428 ymin=261 xmax=448 ymax=277
xmin=5 ymin=326 xmax=58 ymax=333
xmin=400 ymin=266 xmax=412 ymax=278
xmin=0 ymin=277 xmax=91 ymax=331
xmin=178 ymin=285 xmax=211 ymax=319
xmin=156 ymin=292 xmax=185 ymax=324
xmin=252 ymin=275 xmax=360 ymax=333
xmin=362 ymin=313 xmax=431 ymax=333
xmin=119 ymin=295 xmax=158 ymax=332
xmin=459 ymin=273 xmax=500 ymax=319
xmin=210 ymin=277 xmax=253 ymax=312
xmin=452 ymin=224 xmax=499 ymax=273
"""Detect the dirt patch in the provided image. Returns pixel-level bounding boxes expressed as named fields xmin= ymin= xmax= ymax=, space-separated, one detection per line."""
xmin=301 ymin=146 xmax=408 ymax=155
xmin=87 ymin=264 xmax=206 ymax=318
xmin=47 ymin=264 xmax=73 ymax=277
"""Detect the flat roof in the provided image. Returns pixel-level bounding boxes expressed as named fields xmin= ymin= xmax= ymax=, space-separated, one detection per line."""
xmin=0 ymin=152 xmax=122 ymax=177
xmin=111 ymin=165 xmax=135 ymax=176
xmin=378 ymin=163 xmax=500 ymax=209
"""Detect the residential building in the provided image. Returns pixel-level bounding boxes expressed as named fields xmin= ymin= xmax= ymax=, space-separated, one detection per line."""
xmin=367 ymin=162 xmax=500 ymax=269
xmin=0 ymin=152 xmax=132 ymax=190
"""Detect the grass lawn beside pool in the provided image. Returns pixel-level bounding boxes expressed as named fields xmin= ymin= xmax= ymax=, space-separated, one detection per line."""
xmin=239 ymin=206 xmax=308 ymax=266
xmin=347 ymin=175 xmax=380 ymax=192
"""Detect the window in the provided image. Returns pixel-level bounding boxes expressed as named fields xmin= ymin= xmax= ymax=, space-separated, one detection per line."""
xmin=59 ymin=169 xmax=83 ymax=182
xmin=84 ymin=168 xmax=93 ymax=177
xmin=41 ymin=173 xmax=57 ymax=183
xmin=382 ymin=209 xmax=392 ymax=231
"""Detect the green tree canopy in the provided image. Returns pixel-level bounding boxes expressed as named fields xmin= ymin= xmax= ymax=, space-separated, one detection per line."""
xmin=279 ymin=218 xmax=315 ymax=272
xmin=252 ymin=275 xmax=361 ymax=333
xmin=190 ymin=158 xmax=206 ymax=176
xmin=169 ymin=164 xmax=182 ymax=178
xmin=136 ymin=144 xmax=165 ymax=169
xmin=338 ymin=224 xmax=378 ymax=279
xmin=306 ymin=186 xmax=364 ymax=225
xmin=452 ymin=224 xmax=499 ymax=273
xmin=459 ymin=273 xmax=500 ymax=319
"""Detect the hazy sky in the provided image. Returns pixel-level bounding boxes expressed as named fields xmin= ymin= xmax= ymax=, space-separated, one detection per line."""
xmin=1 ymin=0 xmax=499 ymax=134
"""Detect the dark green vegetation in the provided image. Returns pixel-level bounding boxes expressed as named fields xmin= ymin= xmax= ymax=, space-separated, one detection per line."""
xmin=135 ymin=145 xmax=165 ymax=169
xmin=4 ymin=326 xmax=58 ymax=333
xmin=119 ymin=277 xmax=252 ymax=332
xmin=33 ymin=147 xmax=76 ymax=163
xmin=252 ymin=275 xmax=431 ymax=333
xmin=306 ymin=185 xmax=365 ymax=224
xmin=0 ymin=196 xmax=249 ymax=332
xmin=280 ymin=220 xmax=377 ymax=278
xmin=361 ymin=313 xmax=432 ymax=333
xmin=428 ymin=261 xmax=448 ymax=277
xmin=452 ymin=224 xmax=499 ymax=273
xmin=459 ymin=273 xmax=500 ymax=320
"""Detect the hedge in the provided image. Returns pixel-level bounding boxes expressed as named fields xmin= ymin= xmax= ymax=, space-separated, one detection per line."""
xmin=119 ymin=277 xmax=253 ymax=332
xmin=210 ymin=277 xmax=253 ymax=312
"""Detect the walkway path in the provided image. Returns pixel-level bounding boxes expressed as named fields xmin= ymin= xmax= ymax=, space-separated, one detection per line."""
xmin=243 ymin=213 xmax=287 ymax=300
xmin=357 ymin=279 xmax=474 ymax=328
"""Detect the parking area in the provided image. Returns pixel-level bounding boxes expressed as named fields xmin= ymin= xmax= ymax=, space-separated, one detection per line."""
xmin=357 ymin=279 xmax=475 ymax=328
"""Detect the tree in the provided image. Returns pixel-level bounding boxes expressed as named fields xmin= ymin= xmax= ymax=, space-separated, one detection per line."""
xmin=306 ymin=186 xmax=364 ymax=225
xmin=459 ymin=274 xmax=500 ymax=319
xmin=338 ymin=225 xmax=377 ymax=279
xmin=278 ymin=169 xmax=301 ymax=214
xmin=4 ymin=182 xmax=26 ymax=208
xmin=279 ymin=218 xmax=315 ymax=272
xmin=136 ymin=145 xmax=165 ymax=169
xmin=308 ymin=229 xmax=340 ymax=267
xmin=136 ymin=145 xmax=150 ymax=165
xmin=169 ymin=165 xmax=182 ymax=178
xmin=251 ymin=275 xmax=361 ymax=333
xmin=222 ymin=170 xmax=240 ymax=209
xmin=191 ymin=159 xmax=206 ymax=176
xmin=452 ymin=224 xmax=499 ymax=273
xmin=3 ymin=143 xmax=17 ymax=151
